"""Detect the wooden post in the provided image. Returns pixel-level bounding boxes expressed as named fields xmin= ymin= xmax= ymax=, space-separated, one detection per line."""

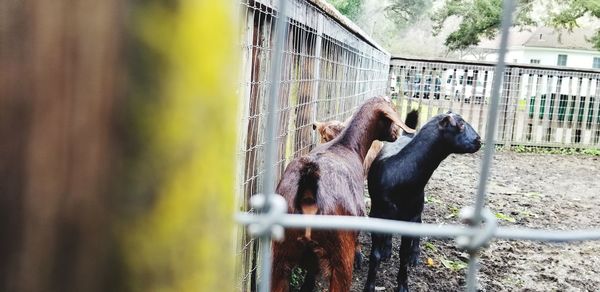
xmin=504 ymin=67 xmax=521 ymax=147
xmin=549 ymin=76 xmax=564 ymax=144
xmin=519 ymin=72 xmax=535 ymax=142
xmin=566 ymin=76 xmax=584 ymax=144
xmin=236 ymin=8 xmax=256 ymax=291
xmin=0 ymin=1 xmax=121 ymax=291
xmin=580 ymin=76 xmax=594 ymax=145
xmin=531 ymin=74 xmax=544 ymax=143
xmin=478 ymin=70 xmax=491 ymax=136
xmin=0 ymin=1 xmax=239 ymax=291
xmin=590 ymin=79 xmax=600 ymax=146
xmin=497 ymin=68 xmax=512 ymax=143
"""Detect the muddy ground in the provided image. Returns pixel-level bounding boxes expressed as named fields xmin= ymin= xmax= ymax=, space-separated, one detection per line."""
xmin=338 ymin=151 xmax=600 ymax=292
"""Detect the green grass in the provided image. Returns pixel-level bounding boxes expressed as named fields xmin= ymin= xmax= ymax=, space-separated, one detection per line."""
xmin=423 ymin=241 xmax=438 ymax=252
xmin=505 ymin=145 xmax=600 ymax=156
xmin=440 ymin=258 xmax=468 ymax=272
xmin=424 ymin=196 xmax=442 ymax=205
xmin=290 ymin=267 xmax=306 ymax=291
xmin=444 ymin=205 xmax=460 ymax=219
xmin=494 ymin=212 xmax=516 ymax=223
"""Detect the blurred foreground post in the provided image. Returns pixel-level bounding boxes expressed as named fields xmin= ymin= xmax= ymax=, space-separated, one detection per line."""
xmin=0 ymin=1 xmax=239 ymax=291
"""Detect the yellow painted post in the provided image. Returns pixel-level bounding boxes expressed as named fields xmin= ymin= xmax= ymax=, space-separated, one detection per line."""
xmin=123 ymin=1 xmax=240 ymax=291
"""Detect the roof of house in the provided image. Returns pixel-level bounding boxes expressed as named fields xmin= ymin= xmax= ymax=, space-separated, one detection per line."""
xmin=477 ymin=26 xmax=598 ymax=52
xmin=524 ymin=27 xmax=596 ymax=50
xmin=477 ymin=28 xmax=533 ymax=49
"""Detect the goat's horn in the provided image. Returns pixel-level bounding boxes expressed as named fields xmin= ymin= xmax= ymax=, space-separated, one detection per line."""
xmin=447 ymin=114 xmax=457 ymax=127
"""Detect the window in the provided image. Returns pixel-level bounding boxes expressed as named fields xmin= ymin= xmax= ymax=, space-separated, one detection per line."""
xmin=530 ymin=59 xmax=541 ymax=64
xmin=466 ymin=76 xmax=474 ymax=86
xmin=593 ymin=57 xmax=600 ymax=69
xmin=557 ymin=54 xmax=568 ymax=66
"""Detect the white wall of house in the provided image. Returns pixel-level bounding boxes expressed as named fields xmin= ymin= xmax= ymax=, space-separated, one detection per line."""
xmin=484 ymin=46 xmax=600 ymax=69
xmin=520 ymin=47 xmax=600 ymax=68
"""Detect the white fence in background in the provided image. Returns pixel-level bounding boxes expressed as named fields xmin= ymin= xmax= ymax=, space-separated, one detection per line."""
xmin=390 ymin=57 xmax=600 ymax=148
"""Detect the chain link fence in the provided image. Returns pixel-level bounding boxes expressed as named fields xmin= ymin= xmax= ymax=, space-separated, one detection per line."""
xmin=236 ymin=0 xmax=389 ymax=290
xmin=236 ymin=0 xmax=600 ymax=291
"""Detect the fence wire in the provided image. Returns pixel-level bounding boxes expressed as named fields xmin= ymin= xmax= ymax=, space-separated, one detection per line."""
xmin=236 ymin=0 xmax=389 ymax=290
xmin=235 ymin=0 xmax=600 ymax=291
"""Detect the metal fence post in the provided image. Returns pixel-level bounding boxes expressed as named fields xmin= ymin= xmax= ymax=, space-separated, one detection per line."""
xmin=465 ymin=0 xmax=516 ymax=291
xmin=257 ymin=0 xmax=289 ymax=291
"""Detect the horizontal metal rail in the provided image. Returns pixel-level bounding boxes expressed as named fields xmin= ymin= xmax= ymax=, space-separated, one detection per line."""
xmin=391 ymin=56 xmax=600 ymax=75
xmin=237 ymin=213 xmax=600 ymax=242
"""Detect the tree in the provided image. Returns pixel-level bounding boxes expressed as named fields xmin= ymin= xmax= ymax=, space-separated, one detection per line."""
xmin=328 ymin=0 xmax=431 ymax=29
xmin=386 ymin=0 xmax=433 ymax=28
xmin=432 ymin=0 xmax=600 ymax=51
xmin=328 ymin=0 xmax=363 ymax=21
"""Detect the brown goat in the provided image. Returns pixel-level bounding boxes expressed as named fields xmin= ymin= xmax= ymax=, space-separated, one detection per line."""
xmin=312 ymin=120 xmax=345 ymax=143
xmin=313 ymin=120 xmax=384 ymax=178
xmin=271 ymin=96 xmax=414 ymax=292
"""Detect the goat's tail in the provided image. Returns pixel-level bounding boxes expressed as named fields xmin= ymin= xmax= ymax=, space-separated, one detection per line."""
xmin=405 ymin=109 xmax=419 ymax=129
xmin=294 ymin=158 xmax=320 ymax=239
xmin=404 ymin=109 xmax=419 ymax=136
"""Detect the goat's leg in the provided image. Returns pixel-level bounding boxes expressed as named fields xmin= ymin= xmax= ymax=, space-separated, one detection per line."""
xmin=354 ymin=241 xmax=363 ymax=269
xmin=408 ymin=236 xmax=421 ymax=267
xmin=299 ymin=246 xmax=320 ymax=292
xmin=329 ymin=233 xmax=355 ymax=292
xmin=329 ymin=253 xmax=354 ymax=292
xmin=370 ymin=206 xmax=395 ymax=262
xmin=395 ymin=235 xmax=414 ymax=292
xmin=363 ymin=233 xmax=388 ymax=292
xmin=272 ymin=242 xmax=294 ymax=292
xmin=381 ymin=234 xmax=393 ymax=262
xmin=408 ymin=216 xmax=422 ymax=267
xmin=271 ymin=259 xmax=291 ymax=292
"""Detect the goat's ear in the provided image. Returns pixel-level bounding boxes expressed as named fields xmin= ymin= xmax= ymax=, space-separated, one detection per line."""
xmin=312 ymin=122 xmax=320 ymax=131
xmin=381 ymin=107 xmax=416 ymax=134
xmin=323 ymin=127 xmax=337 ymax=141
xmin=439 ymin=115 xmax=457 ymax=129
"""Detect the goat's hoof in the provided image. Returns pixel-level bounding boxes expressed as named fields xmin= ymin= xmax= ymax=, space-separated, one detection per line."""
xmin=381 ymin=248 xmax=392 ymax=262
xmin=354 ymin=253 xmax=363 ymax=270
xmin=395 ymin=284 xmax=410 ymax=292
xmin=408 ymin=252 xmax=420 ymax=266
xmin=408 ymin=256 xmax=420 ymax=267
xmin=363 ymin=284 xmax=375 ymax=292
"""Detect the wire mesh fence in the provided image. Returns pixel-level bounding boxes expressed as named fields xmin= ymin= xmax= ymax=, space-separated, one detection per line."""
xmin=235 ymin=0 xmax=600 ymax=291
xmin=236 ymin=0 xmax=389 ymax=290
xmin=390 ymin=57 xmax=600 ymax=148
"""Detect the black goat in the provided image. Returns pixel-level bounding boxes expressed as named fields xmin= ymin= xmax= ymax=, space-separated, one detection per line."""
xmin=364 ymin=112 xmax=481 ymax=292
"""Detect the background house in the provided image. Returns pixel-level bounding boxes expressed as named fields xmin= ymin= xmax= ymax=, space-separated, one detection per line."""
xmin=463 ymin=27 xmax=600 ymax=69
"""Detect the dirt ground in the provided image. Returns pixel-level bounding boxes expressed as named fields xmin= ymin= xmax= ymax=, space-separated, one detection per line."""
xmin=344 ymin=151 xmax=600 ymax=292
